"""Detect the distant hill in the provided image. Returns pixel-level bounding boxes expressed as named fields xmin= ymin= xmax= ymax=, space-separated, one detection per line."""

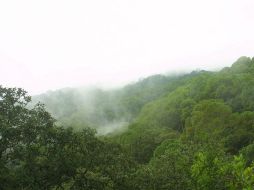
xmin=3 ymin=56 xmax=254 ymax=189
xmin=33 ymin=56 xmax=254 ymax=137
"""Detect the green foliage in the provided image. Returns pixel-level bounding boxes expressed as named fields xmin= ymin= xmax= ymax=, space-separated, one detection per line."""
xmin=191 ymin=150 xmax=254 ymax=190
xmin=150 ymin=140 xmax=193 ymax=189
xmin=224 ymin=155 xmax=254 ymax=190
xmin=223 ymin=111 xmax=254 ymax=154
xmin=184 ymin=99 xmax=232 ymax=143
xmin=191 ymin=149 xmax=227 ymax=190
xmin=0 ymin=86 xmax=136 ymax=189
xmin=240 ymin=143 xmax=254 ymax=165
xmin=133 ymin=140 xmax=193 ymax=190
xmin=116 ymin=124 xmax=177 ymax=164
xmin=2 ymin=56 xmax=254 ymax=189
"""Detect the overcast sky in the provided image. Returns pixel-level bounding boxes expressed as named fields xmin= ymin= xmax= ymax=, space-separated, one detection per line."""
xmin=0 ymin=0 xmax=254 ymax=94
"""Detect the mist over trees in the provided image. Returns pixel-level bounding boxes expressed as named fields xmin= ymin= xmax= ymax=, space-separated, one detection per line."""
xmin=1 ymin=56 xmax=254 ymax=189
xmin=32 ymin=75 xmax=182 ymax=134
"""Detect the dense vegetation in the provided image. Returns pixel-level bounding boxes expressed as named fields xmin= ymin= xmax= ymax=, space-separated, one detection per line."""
xmin=1 ymin=56 xmax=254 ymax=189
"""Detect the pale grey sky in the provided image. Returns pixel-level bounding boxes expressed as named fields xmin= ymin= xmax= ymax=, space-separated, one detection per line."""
xmin=0 ymin=0 xmax=254 ymax=94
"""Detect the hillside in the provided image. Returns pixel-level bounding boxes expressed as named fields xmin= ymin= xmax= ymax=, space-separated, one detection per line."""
xmin=32 ymin=71 xmax=202 ymax=134
xmin=2 ymin=56 xmax=254 ymax=189
xmin=33 ymin=56 xmax=254 ymax=163
xmin=117 ymin=56 xmax=254 ymax=163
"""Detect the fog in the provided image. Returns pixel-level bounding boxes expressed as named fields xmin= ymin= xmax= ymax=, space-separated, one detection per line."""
xmin=1 ymin=0 xmax=254 ymax=94
xmin=32 ymin=73 xmax=181 ymax=135
xmin=32 ymin=86 xmax=133 ymax=135
xmin=96 ymin=121 xmax=129 ymax=136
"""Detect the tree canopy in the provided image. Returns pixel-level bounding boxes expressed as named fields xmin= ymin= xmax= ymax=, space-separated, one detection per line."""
xmin=1 ymin=56 xmax=254 ymax=189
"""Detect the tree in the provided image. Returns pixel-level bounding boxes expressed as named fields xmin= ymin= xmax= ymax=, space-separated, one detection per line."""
xmin=134 ymin=140 xmax=193 ymax=190
xmin=0 ymin=86 xmax=137 ymax=189
xmin=184 ymin=99 xmax=232 ymax=143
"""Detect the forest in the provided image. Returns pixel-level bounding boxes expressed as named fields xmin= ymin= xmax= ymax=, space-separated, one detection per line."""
xmin=1 ymin=56 xmax=254 ymax=189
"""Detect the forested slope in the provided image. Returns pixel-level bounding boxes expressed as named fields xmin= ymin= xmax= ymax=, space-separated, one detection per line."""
xmin=1 ymin=56 xmax=254 ymax=189
xmin=117 ymin=57 xmax=254 ymax=162
xmin=32 ymin=70 xmax=200 ymax=134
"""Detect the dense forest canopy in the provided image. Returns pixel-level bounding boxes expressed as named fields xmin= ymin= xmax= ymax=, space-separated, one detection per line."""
xmin=1 ymin=56 xmax=254 ymax=189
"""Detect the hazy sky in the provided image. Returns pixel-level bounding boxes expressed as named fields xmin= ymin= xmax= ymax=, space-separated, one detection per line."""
xmin=0 ymin=0 xmax=254 ymax=94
